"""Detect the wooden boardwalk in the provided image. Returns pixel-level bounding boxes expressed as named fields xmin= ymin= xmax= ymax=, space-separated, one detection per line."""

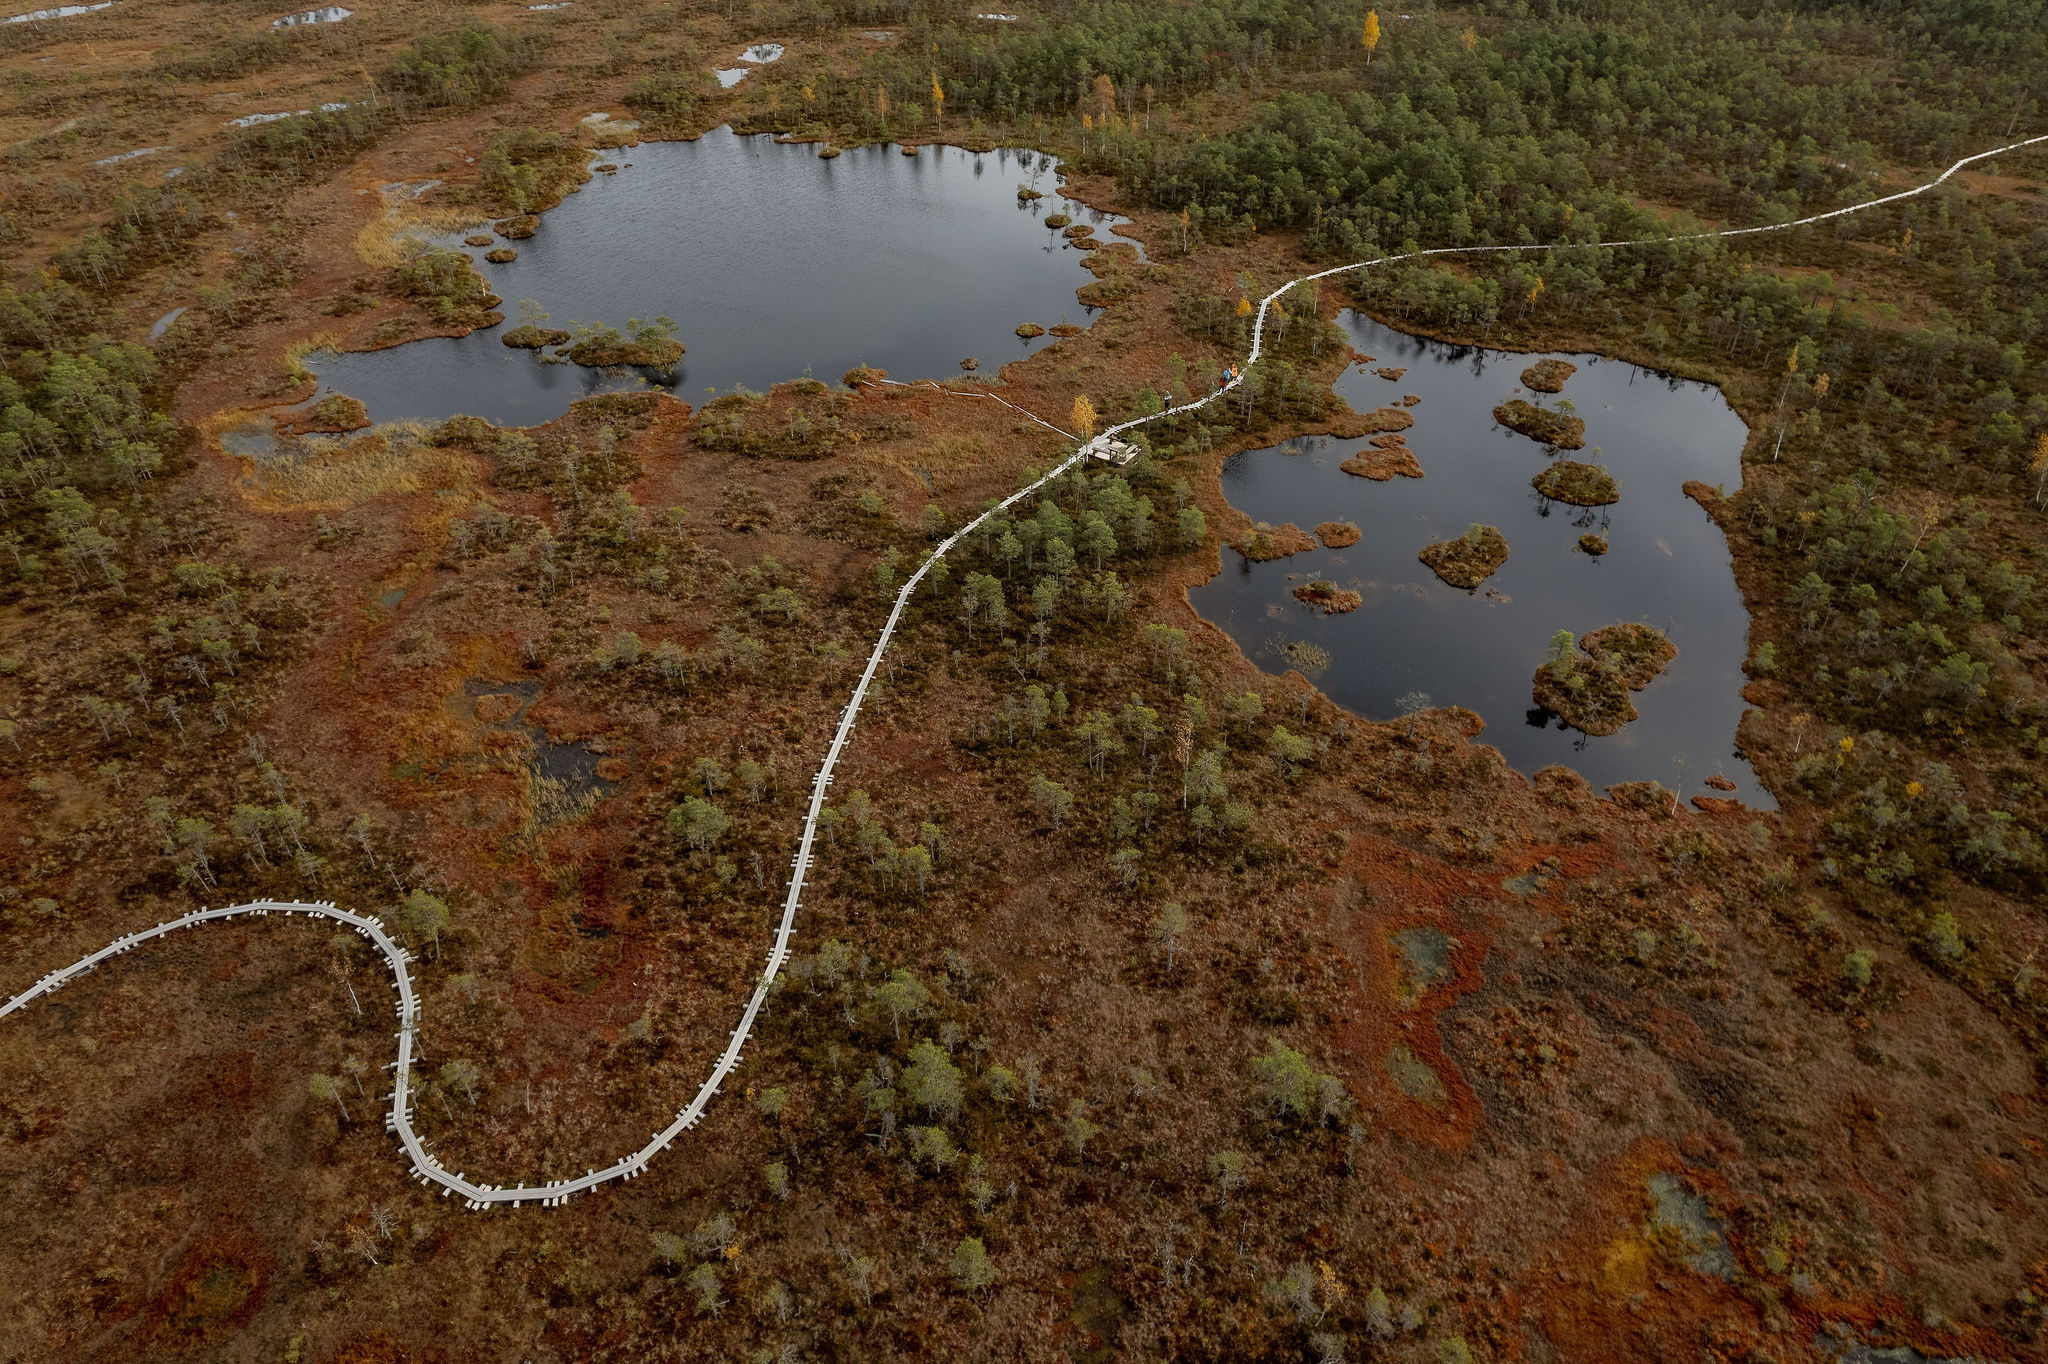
xmin=5 ymin=131 xmax=2042 ymax=1209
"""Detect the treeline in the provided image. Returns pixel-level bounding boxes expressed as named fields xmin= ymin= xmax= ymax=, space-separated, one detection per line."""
xmin=0 ymin=21 xmax=544 ymax=557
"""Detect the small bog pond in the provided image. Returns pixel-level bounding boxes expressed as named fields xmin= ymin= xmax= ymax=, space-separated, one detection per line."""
xmin=1190 ymin=314 xmax=1770 ymax=806
xmin=311 ymin=128 xmax=1129 ymax=426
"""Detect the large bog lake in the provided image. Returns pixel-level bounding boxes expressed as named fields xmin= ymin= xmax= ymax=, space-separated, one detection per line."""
xmin=311 ymin=128 xmax=1130 ymax=426
xmin=1191 ymin=314 xmax=1771 ymax=807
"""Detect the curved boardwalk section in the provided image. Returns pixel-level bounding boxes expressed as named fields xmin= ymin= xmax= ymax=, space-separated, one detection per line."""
xmin=5 ymin=132 xmax=2042 ymax=1209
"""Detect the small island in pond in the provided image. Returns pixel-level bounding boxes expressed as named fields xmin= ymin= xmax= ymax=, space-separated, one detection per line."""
xmin=503 ymin=324 xmax=572 ymax=349
xmin=563 ymin=317 xmax=684 ymax=368
xmin=1533 ymin=460 xmax=1619 ymax=505
xmin=1341 ymin=444 xmax=1422 ymax=481
xmin=1292 ymin=579 xmax=1361 ymax=613
xmin=1521 ymin=357 xmax=1578 ymax=392
xmin=1235 ymin=521 xmax=1317 ymax=561
xmin=1532 ymin=623 xmax=1677 ymax=735
xmin=1418 ymin=523 xmax=1509 ymax=588
xmin=1315 ymin=520 xmax=1360 ymax=548
xmin=1494 ymin=398 xmax=1586 ymax=449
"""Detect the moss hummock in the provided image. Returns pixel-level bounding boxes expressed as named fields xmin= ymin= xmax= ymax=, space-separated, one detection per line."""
xmin=1580 ymin=623 xmax=1678 ymax=688
xmin=279 ymin=393 xmax=370 ymax=435
xmin=565 ymin=334 xmax=683 ymax=368
xmin=493 ymin=214 xmax=539 ymax=239
xmin=1327 ymin=406 xmax=1414 ymax=439
xmin=502 ymin=325 xmax=571 ymax=349
xmin=1235 ymin=521 xmax=1317 ymax=562
xmin=1531 ymin=624 xmax=1676 ymax=735
xmin=1293 ymin=579 xmax=1361 ymax=614
xmin=1015 ymin=323 xmax=1045 ymax=338
xmin=1044 ymin=213 xmax=1071 ymax=228
xmin=1340 ymin=447 xmax=1423 ymax=481
xmin=1531 ymin=460 xmax=1619 ymax=505
xmin=1494 ymin=399 xmax=1586 ymax=449
xmin=1418 ymin=524 xmax=1508 ymax=588
xmin=1315 ymin=520 xmax=1360 ymax=548
xmin=1520 ymin=358 xmax=1578 ymax=392
xmin=1578 ymin=533 xmax=1609 ymax=555
xmin=1532 ymin=656 xmax=1637 ymax=735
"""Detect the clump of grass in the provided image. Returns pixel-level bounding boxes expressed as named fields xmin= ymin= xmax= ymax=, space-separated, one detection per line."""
xmin=280 ymin=330 xmax=342 ymax=384
xmin=240 ymin=420 xmax=475 ymax=510
xmin=353 ymin=205 xmax=489 ymax=269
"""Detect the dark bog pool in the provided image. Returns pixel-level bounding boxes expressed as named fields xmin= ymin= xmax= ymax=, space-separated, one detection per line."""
xmin=311 ymin=128 xmax=1129 ymax=425
xmin=1190 ymin=314 xmax=1771 ymax=807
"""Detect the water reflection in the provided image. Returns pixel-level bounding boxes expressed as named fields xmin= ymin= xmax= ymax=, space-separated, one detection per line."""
xmin=1189 ymin=314 xmax=1771 ymax=807
xmin=310 ymin=128 xmax=1131 ymax=427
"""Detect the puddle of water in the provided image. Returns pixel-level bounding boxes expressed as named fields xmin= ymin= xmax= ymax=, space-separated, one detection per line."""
xmin=1189 ymin=313 xmax=1770 ymax=807
xmin=1645 ymin=1172 xmax=1735 ymax=1279
xmin=217 ymin=420 xmax=276 ymax=458
xmin=378 ymin=179 xmax=442 ymax=199
xmin=1382 ymin=1043 xmax=1448 ymax=1107
xmin=5 ymin=0 xmax=115 ymax=20
xmin=1390 ymin=925 xmax=1457 ymax=1006
xmin=309 ymin=128 xmax=1132 ymax=427
xmin=272 ymin=4 xmax=349 ymax=26
xmin=149 ymin=305 xmax=187 ymax=339
xmin=224 ymin=102 xmax=350 ymax=128
xmin=713 ymin=68 xmax=748 ymax=87
xmin=861 ymin=29 xmax=894 ymax=39
xmin=977 ymin=11 xmax=1019 ymax=19
xmin=92 ymin=145 xmax=169 ymax=166
xmin=740 ymin=42 xmax=784 ymax=63
xmin=464 ymin=680 xmax=617 ymax=806
xmin=376 ymin=587 xmax=407 ymax=610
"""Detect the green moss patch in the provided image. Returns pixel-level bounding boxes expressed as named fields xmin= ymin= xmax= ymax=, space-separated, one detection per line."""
xmin=1418 ymin=524 xmax=1508 ymax=588
xmin=501 ymin=324 xmax=571 ymax=349
xmin=565 ymin=334 xmax=683 ymax=368
xmin=1532 ymin=624 xmax=1675 ymax=735
xmin=280 ymin=394 xmax=369 ymax=434
xmin=1235 ymin=521 xmax=1316 ymax=562
xmin=1532 ymin=460 xmax=1618 ymax=505
xmin=1580 ymin=623 xmax=1678 ymax=688
xmin=1494 ymin=398 xmax=1586 ymax=449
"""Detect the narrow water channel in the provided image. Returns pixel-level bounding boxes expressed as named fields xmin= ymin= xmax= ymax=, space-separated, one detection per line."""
xmin=1190 ymin=314 xmax=1771 ymax=807
xmin=310 ymin=128 xmax=1130 ymax=426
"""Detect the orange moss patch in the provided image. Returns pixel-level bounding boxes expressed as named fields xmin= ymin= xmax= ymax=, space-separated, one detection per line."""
xmin=1314 ymin=520 xmax=1360 ymax=548
xmin=1328 ymin=405 xmax=1415 ymax=438
xmin=1292 ymin=579 xmax=1361 ymax=613
xmin=1340 ymin=447 xmax=1423 ymax=480
xmin=1521 ymin=357 xmax=1578 ymax=392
